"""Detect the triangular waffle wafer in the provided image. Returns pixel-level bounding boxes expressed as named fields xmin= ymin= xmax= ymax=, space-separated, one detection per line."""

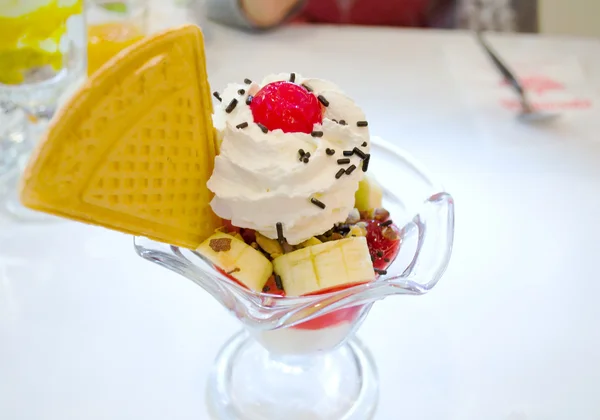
xmin=20 ymin=24 xmax=221 ymax=249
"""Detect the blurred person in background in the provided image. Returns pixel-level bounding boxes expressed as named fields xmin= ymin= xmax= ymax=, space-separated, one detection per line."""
xmin=206 ymin=0 xmax=538 ymax=33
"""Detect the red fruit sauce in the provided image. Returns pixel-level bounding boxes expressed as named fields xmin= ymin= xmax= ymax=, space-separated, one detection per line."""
xmin=292 ymin=282 xmax=369 ymax=330
xmin=262 ymin=275 xmax=285 ymax=296
xmin=250 ymin=81 xmax=323 ymax=134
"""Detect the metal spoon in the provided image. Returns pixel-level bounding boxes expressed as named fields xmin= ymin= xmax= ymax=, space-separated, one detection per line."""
xmin=475 ymin=31 xmax=559 ymax=124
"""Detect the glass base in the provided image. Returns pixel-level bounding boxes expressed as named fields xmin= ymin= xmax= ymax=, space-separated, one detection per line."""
xmin=206 ymin=330 xmax=379 ymax=420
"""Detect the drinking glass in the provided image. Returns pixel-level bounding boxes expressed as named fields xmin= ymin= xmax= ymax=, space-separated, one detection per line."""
xmin=87 ymin=0 xmax=149 ymax=76
xmin=134 ymin=137 xmax=455 ymax=420
xmin=0 ymin=0 xmax=86 ymax=220
xmin=0 ymin=102 xmax=26 ymax=178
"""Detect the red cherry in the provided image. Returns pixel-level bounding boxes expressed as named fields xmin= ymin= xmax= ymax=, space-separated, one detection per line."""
xmin=250 ymin=81 xmax=323 ymax=134
xmin=364 ymin=219 xmax=401 ymax=270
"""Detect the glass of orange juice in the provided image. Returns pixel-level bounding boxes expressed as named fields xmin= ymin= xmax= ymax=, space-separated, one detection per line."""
xmin=86 ymin=0 xmax=149 ymax=76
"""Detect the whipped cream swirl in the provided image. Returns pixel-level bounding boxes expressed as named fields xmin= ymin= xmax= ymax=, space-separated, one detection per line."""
xmin=207 ymin=73 xmax=370 ymax=245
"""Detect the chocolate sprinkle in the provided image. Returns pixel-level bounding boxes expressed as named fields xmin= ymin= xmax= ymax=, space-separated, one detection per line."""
xmin=384 ymin=258 xmax=390 ymax=263
xmin=335 ymin=224 xmax=351 ymax=235
xmin=238 ymin=89 xmax=246 ymax=95
xmin=376 ymin=250 xmax=384 ymax=257
xmin=302 ymin=84 xmax=313 ymax=92
xmin=381 ymin=219 xmax=393 ymax=227
xmin=225 ymin=98 xmax=238 ymax=113
xmin=357 ymin=120 xmax=369 ymax=127
xmin=276 ymin=223 xmax=293 ymax=254
xmin=335 ymin=168 xmax=346 ymax=179
xmin=236 ymin=122 xmax=249 ymax=129
xmin=274 ymin=274 xmax=284 ymax=290
xmin=337 ymin=158 xmax=350 ymax=165
xmin=276 ymin=222 xmax=284 ymax=244
xmin=290 ymin=72 xmax=296 ymax=82
xmin=303 ymin=157 xmax=309 ymax=163
xmin=353 ymin=147 xmax=367 ymax=159
xmin=362 ymin=154 xmax=371 ymax=172
xmin=298 ymin=149 xmax=306 ymax=159
xmin=257 ymin=123 xmax=268 ymax=133
xmin=326 ymin=148 xmax=335 ymax=156
xmin=345 ymin=164 xmax=357 ymax=175
xmin=213 ymin=92 xmax=222 ymax=102
xmin=305 ymin=152 xmax=311 ymax=158
xmin=332 ymin=119 xmax=338 ymax=123
xmin=375 ymin=268 xmax=387 ymax=275
xmin=244 ymin=78 xmax=252 ymax=84
xmin=246 ymin=95 xmax=253 ymax=105
xmin=311 ymin=131 xmax=323 ymax=138
xmin=339 ymin=119 xmax=347 ymax=125
xmin=362 ymin=141 xmax=368 ymax=147
xmin=317 ymin=95 xmax=330 ymax=107
xmin=310 ymin=197 xmax=326 ymax=209
xmin=262 ymin=285 xmax=270 ymax=293
xmin=343 ymin=150 xmax=354 ymax=157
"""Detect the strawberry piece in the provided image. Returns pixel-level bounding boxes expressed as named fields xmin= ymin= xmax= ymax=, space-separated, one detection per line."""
xmin=364 ymin=219 xmax=401 ymax=270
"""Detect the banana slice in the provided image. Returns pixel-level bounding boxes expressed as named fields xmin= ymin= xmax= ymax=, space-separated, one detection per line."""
xmin=299 ymin=237 xmax=322 ymax=248
xmin=354 ymin=174 xmax=383 ymax=212
xmin=273 ymin=237 xmax=374 ymax=296
xmin=197 ymin=232 xmax=273 ymax=292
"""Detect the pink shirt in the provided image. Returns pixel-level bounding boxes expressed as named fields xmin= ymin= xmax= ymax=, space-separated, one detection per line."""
xmin=292 ymin=0 xmax=454 ymax=27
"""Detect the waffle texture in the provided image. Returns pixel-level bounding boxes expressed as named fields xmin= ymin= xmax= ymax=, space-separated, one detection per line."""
xmin=20 ymin=24 xmax=221 ymax=249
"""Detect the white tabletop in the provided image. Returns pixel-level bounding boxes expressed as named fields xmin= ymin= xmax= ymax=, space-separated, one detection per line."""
xmin=2 ymin=19 xmax=600 ymax=420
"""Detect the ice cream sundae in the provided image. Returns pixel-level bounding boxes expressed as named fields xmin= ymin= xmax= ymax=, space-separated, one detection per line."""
xmin=197 ymin=72 xmax=401 ymax=299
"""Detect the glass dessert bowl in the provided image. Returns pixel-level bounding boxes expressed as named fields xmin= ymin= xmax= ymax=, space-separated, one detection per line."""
xmin=134 ymin=137 xmax=455 ymax=420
